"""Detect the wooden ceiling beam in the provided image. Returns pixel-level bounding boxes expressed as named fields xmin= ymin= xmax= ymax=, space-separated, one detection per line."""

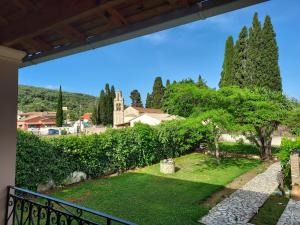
xmin=0 ymin=0 xmax=127 ymax=46
xmin=106 ymin=7 xmax=128 ymax=26
xmin=58 ymin=25 xmax=86 ymax=41
xmin=24 ymin=37 xmax=53 ymax=52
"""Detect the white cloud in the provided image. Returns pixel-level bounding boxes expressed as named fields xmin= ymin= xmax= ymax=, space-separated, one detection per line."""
xmin=143 ymin=31 xmax=168 ymax=45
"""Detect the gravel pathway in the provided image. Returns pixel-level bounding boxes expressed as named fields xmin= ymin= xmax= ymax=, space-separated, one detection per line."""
xmin=276 ymin=199 xmax=300 ymax=225
xmin=200 ymin=162 xmax=281 ymax=225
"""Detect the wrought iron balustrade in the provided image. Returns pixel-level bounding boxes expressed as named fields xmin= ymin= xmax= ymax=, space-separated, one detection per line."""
xmin=5 ymin=186 xmax=137 ymax=225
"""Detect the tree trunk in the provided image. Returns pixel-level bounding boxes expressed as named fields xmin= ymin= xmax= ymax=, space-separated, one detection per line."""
xmin=215 ymin=136 xmax=220 ymax=158
xmin=260 ymin=137 xmax=272 ymax=161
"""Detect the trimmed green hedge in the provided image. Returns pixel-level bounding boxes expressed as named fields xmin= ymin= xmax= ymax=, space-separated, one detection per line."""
xmin=277 ymin=137 xmax=300 ymax=187
xmin=16 ymin=118 xmax=209 ymax=190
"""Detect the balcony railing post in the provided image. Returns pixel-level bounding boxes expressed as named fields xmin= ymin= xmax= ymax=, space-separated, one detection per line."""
xmin=4 ymin=186 xmax=11 ymax=225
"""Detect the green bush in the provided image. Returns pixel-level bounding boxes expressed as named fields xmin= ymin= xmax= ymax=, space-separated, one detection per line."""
xmin=277 ymin=137 xmax=300 ymax=187
xmin=16 ymin=130 xmax=72 ymax=190
xmin=16 ymin=118 xmax=209 ymax=190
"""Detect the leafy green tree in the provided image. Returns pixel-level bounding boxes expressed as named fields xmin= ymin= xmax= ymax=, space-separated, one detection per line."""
xmin=151 ymin=77 xmax=165 ymax=109
xmin=219 ymin=36 xmax=234 ymax=88
xmin=163 ymin=82 xmax=288 ymax=160
xmin=232 ymin=26 xmax=248 ymax=87
xmin=146 ymin=93 xmax=153 ymax=108
xmin=162 ymin=82 xmax=203 ymax=117
xmin=200 ymin=109 xmax=235 ymax=159
xmin=130 ymin=89 xmax=143 ymax=107
xmin=217 ymin=87 xmax=288 ymax=160
xmin=56 ymin=86 xmax=64 ymax=127
xmin=196 ymin=75 xmax=208 ymax=88
xmin=285 ymin=107 xmax=300 ymax=136
xmin=260 ymin=15 xmax=282 ymax=92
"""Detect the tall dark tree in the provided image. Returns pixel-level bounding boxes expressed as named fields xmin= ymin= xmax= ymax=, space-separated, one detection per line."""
xmin=104 ymin=83 xmax=113 ymax=125
xmin=260 ymin=15 xmax=282 ymax=92
xmin=219 ymin=36 xmax=234 ymax=88
xmin=56 ymin=86 xmax=64 ymax=127
xmin=232 ymin=26 xmax=248 ymax=87
xmin=111 ymin=85 xmax=116 ymax=100
xmin=130 ymin=89 xmax=143 ymax=107
xmin=166 ymin=79 xmax=171 ymax=88
xmin=151 ymin=76 xmax=165 ymax=109
xmin=197 ymin=75 xmax=208 ymax=88
xmin=146 ymin=93 xmax=153 ymax=108
xmin=99 ymin=90 xmax=105 ymax=124
xmin=91 ymin=105 xmax=98 ymax=125
xmin=244 ymin=12 xmax=263 ymax=88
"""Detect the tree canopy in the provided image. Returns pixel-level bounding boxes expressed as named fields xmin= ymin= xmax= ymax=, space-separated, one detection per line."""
xmin=130 ymin=89 xmax=143 ymax=107
xmin=162 ymin=81 xmax=289 ymax=160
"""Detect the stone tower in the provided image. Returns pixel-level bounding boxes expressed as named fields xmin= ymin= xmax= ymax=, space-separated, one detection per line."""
xmin=113 ymin=90 xmax=124 ymax=127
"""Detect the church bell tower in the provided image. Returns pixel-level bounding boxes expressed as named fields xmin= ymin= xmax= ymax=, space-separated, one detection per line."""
xmin=113 ymin=90 xmax=124 ymax=127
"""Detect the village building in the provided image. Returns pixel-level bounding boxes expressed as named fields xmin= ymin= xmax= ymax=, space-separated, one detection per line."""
xmin=17 ymin=111 xmax=56 ymax=130
xmin=113 ymin=90 xmax=178 ymax=127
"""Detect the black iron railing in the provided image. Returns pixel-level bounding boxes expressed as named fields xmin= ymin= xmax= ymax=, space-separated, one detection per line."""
xmin=5 ymin=186 xmax=137 ymax=225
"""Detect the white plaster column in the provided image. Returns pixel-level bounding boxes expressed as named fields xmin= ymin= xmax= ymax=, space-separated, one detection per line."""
xmin=0 ymin=46 xmax=25 ymax=224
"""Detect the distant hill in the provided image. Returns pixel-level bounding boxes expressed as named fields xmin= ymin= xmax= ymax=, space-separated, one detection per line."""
xmin=18 ymin=85 xmax=97 ymax=119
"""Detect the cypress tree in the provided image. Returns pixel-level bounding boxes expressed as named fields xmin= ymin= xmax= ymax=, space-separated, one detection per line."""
xmin=260 ymin=15 xmax=282 ymax=92
xmin=91 ymin=105 xmax=98 ymax=125
xmin=104 ymin=83 xmax=113 ymax=125
xmin=232 ymin=26 xmax=248 ymax=87
xmin=146 ymin=93 xmax=152 ymax=108
xmin=166 ymin=79 xmax=171 ymax=88
xmin=197 ymin=75 xmax=208 ymax=88
xmin=219 ymin=36 xmax=234 ymax=88
xmin=99 ymin=90 xmax=105 ymax=124
xmin=111 ymin=85 xmax=116 ymax=100
xmin=151 ymin=76 xmax=165 ymax=109
xmin=244 ymin=12 xmax=263 ymax=88
xmin=130 ymin=89 xmax=143 ymax=107
xmin=56 ymin=86 xmax=63 ymax=127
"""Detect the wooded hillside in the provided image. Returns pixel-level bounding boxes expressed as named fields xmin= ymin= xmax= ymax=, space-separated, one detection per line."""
xmin=18 ymin=85 xmax=96 ymax=119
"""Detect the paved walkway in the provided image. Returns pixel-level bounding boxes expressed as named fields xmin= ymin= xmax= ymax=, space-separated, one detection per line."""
xmin=277 ymin=199 xmax=300 ymax=225
xmin=200 ymin=162 xmax=281 ymax=225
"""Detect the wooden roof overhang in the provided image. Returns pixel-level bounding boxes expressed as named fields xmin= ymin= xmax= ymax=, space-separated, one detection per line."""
xmin=0 ymin=0 xmax=266 ymax=67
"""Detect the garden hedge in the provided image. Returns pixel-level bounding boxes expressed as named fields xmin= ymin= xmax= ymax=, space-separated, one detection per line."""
xmin=277 ymin=137 xmax=300 ymax=187
xmin=16 ymin=118 xmax=209 ymax=190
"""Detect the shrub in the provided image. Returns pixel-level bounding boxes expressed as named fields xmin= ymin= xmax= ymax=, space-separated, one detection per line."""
xmin=16 ymin=130 xmax=72 ymax=190
xmin=16 ymin=118 xmax=208 ymax=190
xmin=277 ymin=137 xmax=300 ymax=187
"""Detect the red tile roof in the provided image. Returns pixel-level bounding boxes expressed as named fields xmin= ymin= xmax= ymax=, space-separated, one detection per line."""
xmin=132 ymin=107 xmax=163 ymax=114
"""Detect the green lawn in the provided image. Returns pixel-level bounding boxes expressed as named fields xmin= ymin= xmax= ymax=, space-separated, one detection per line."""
xmin=250 ymin=194 xmax=289 ymax=225
xmin=219 ymin=142 xmax=280 ymax=155
xmin=51 ymin=153 xmax=260 ymax=225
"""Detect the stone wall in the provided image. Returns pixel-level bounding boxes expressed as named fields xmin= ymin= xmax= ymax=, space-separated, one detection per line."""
xmin=290 ymin=152 xmax=300 ymax=200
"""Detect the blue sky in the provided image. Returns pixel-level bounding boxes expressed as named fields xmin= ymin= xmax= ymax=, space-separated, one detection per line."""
xmin=19 ymin=0 xmax=300 ymax=104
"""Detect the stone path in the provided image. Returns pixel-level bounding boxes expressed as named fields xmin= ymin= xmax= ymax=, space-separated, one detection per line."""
xmin=276 ymin=199 xmax=300 ymax=225
xmin=200 ymin=162 xmax=281 ymax=225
